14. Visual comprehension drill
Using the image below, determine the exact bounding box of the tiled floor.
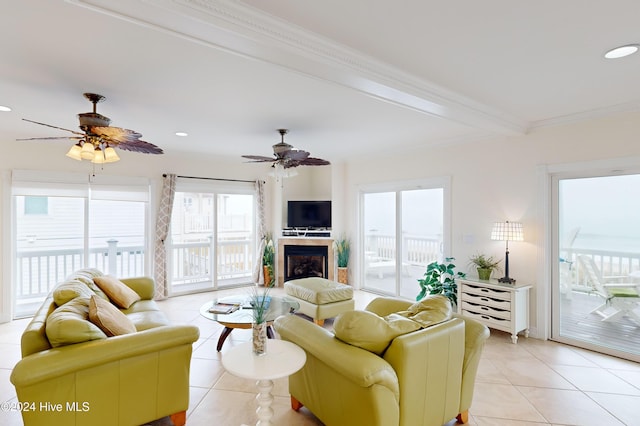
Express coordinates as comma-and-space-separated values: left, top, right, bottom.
2, 287, 640, 425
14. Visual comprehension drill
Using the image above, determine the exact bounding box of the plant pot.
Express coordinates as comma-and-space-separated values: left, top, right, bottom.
337, 267, 348, 284
477, 268, 492, 280
263, 265, 272, 287
252, 322, 268, 355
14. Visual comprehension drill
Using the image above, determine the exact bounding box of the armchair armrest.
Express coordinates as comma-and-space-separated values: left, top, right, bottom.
364, 297, 413, 317
274, 315, 399, 397
120, 276, 155, 299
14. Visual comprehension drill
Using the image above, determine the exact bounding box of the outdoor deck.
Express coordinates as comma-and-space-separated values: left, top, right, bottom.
559, 290, 640, 356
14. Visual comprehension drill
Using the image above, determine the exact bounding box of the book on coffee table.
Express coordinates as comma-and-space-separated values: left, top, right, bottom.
208, 302, 240, 314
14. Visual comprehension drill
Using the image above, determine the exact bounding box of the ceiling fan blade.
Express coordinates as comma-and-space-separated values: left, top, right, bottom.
22, 118, 84, 135
284, 149, 310, 161
114, 139, 164, 154
299, 157, 331, 166
90, 126, 143, 142
17, 136, 83, 141
241, 155, 276, 161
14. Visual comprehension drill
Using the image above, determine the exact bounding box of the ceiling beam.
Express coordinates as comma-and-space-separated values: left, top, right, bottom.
69, 0, 528, 135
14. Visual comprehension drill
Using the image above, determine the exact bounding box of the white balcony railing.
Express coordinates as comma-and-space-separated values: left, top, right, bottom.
15, 240, 145, 301
365, 234, 442, 267
170, 239, 254, 287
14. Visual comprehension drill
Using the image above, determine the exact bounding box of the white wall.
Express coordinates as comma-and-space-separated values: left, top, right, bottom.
344, 111, 640, 338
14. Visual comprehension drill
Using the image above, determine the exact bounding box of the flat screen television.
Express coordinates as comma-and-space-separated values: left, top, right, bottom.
287, 200, 332, 228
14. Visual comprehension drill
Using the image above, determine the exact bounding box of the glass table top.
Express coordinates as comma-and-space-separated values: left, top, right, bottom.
199, 294, 300, 325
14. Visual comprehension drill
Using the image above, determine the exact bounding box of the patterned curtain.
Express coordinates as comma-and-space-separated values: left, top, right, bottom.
154, 173, 176, 300
252, 179, 267, 285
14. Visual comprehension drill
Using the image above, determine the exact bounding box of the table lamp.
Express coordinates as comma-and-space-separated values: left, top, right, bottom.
490, 221, 524, 284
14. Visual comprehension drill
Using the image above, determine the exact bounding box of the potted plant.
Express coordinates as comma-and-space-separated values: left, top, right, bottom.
262, 234, 275, 287
468, 254, 501, 281
333, 236, 350, 284
416, 257, 466, 306
249, 285, 272, 355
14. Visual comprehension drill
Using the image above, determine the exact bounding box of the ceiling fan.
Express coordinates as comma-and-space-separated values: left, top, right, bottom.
242, 129, 330, 169
18, 92, 163, 163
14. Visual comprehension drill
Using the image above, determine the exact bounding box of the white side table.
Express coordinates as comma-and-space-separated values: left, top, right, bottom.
222, 339, 306, 426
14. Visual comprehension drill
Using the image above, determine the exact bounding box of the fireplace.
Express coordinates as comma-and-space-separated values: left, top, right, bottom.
284, 245, 328, 281
277, 238, 334, 286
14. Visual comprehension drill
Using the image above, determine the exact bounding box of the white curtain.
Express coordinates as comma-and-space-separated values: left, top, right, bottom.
252, 179, 267, 285
154, 174, 176, 300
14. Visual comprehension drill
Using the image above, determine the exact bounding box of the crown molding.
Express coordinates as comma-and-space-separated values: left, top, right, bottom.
529, 100, 640, 131
69, 0, 528, 135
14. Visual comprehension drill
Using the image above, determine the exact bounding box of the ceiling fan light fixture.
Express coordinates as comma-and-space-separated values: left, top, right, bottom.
91, 146, 106, 164
0, 105, 11, 112
80, 142, 95, 160
66, 143, 83, 161
604, 44, 639, 59
104, 146, 120, 163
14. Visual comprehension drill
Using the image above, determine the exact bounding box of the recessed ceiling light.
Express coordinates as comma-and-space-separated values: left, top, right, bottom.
0, 105, 12, 112
604, 44, 639, 59
175, 132, 188, 137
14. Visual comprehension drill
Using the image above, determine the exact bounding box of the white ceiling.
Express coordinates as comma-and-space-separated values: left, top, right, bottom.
2, 0, 639, 164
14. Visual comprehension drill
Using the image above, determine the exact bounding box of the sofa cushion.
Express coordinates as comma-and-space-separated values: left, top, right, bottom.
45, 297, 107, 347
334, 310, 421, 355
395, 295, 452, 327
94, 275, 141, 309
53, 280, 96, 306
66, 268, 110, 300
88, 295, 137, 336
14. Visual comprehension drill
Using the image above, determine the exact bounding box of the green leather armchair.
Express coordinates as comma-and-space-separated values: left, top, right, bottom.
274, 296, 489, 426
10, 270, 200, 426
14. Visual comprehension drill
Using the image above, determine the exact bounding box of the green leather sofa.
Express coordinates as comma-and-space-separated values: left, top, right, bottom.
274, 296, 489, 426
10, 268, 200, 426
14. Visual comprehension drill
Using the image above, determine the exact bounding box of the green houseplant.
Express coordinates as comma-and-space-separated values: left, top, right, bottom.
468, 254, 501, 280
262, 234, 275, 287
333, 236, 350, 284
416, 257, 466, 306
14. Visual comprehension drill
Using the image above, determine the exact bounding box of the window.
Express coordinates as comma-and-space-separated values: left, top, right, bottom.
168, 179, 256, 294
24, 196, 48, 215
11, 171, 150, 318
360, 178, 449, 299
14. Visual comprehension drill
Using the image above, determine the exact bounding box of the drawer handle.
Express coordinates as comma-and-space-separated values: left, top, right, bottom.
480, 307, 489, 311
481, 297, 489, 302
480, 289, 490, 293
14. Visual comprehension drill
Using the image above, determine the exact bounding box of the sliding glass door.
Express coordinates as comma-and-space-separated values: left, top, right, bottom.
168, 180, 256, 294
361, 179, 448, 299
12, 171, 150, 318
552, 172, 640, 361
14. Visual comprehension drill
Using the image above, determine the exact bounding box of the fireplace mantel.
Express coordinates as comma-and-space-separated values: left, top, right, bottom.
277, 237, 334, 286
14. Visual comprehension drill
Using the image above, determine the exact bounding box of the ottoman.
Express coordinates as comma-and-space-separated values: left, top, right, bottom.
285, 277, 354, 326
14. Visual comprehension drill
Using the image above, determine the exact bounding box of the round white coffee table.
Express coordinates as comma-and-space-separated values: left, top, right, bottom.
222, 339, 306, 426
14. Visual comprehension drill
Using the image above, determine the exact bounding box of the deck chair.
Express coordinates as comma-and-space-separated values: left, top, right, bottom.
577, 255, 640, 323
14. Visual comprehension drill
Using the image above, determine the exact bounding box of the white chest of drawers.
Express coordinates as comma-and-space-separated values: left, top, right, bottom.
458, 278, 531, 344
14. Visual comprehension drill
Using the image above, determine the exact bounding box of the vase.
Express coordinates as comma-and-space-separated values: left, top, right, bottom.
477, 268, 492, 280
263, 265, 272, 287
252, 322, 268, 355
337, 267, 348, 284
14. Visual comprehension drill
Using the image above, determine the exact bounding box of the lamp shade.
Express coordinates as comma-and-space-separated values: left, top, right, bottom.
80, 142, 95, 160
104, 146, 120, 163
491, 221, 524, 242
91, 147, 105, 164
65, 143, 83, 161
